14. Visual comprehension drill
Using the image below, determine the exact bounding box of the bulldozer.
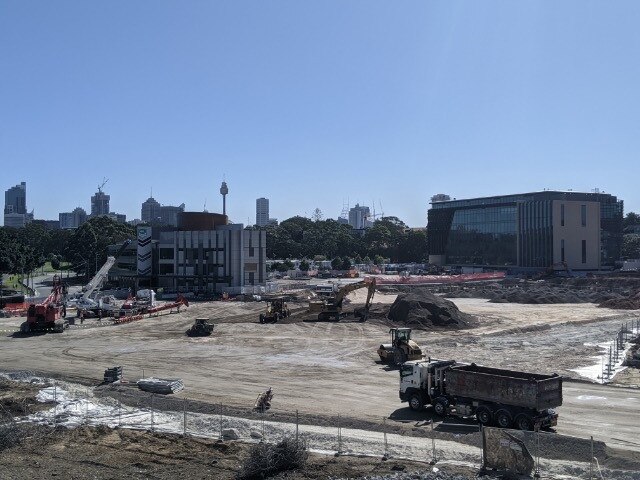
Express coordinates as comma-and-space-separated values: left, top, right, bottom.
259, 297, 290, 323
377, 328, 423, 366
309, 277, 376, 321
186, 318, 215, 337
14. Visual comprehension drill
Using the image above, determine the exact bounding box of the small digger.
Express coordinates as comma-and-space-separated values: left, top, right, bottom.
259, 298, 290, 323
254, 387, 274, 411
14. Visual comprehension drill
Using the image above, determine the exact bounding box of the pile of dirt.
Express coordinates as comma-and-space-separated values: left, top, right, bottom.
388, 288, 473, 329
598, 290, 640, 310
444, 285, 628, 305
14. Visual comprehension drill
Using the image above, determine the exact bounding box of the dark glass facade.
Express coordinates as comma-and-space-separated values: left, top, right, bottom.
447, 206, 517, 265
427, 191, 623, 268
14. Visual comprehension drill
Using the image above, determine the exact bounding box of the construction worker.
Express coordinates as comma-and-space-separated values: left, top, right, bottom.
79, 310, 84, 324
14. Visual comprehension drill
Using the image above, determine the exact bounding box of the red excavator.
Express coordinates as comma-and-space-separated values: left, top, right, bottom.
20, 275, 68, 334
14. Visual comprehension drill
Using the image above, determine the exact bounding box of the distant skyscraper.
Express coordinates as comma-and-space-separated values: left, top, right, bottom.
256, 198, 269, 227
91, 189, 110, 216
59, 207, 87, 229
4, 181, 28, 227
159, 203, 185, 227
141, 197, 162, 223
348, 204, 371, 230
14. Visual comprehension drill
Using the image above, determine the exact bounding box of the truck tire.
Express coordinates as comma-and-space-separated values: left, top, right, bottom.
476, 407, 492, 426
495, 409, 512, 429
433, 397, 448, 417
515, 414, 533, 431
259, 314, 265, 324
409, 394, 424, 411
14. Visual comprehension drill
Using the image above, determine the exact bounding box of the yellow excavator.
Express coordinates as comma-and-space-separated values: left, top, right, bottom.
309, 277, 376, 321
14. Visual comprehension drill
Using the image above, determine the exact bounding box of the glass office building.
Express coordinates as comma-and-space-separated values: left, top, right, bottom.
427, 191, 623, 268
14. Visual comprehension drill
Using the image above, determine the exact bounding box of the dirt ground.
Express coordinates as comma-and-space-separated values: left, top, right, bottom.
1, 425, 476, 480
1, 289, 640, 456
0, 381, 475, 480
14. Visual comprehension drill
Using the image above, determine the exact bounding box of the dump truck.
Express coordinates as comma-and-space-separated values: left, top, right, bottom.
377, 328, 424, 365
399, 360, 562, 430
186, 318, 215, 336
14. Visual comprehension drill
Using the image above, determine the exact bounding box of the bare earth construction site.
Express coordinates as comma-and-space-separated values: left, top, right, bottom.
2, 279, 640, 478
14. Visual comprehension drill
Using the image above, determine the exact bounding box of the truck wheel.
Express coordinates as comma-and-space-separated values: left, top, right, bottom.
495, 410, 512, 429
409, 394, 424, 411
259, 314, 265, 324
476, 407, 492, 426
515, 414, 533, 431
433, 398, 448, 417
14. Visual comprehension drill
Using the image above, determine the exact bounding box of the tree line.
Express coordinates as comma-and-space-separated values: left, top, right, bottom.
0, 217, 135, 281
263, 215, 428, 264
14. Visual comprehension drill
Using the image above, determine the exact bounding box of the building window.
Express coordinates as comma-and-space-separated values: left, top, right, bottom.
561, 239, 565, 263
581, 205, 586, 227
159, 248, 174, 260
560, 204, 565, 226
159, 264, 174, 275
581, 240, 587, 264
249, 247, 255, 257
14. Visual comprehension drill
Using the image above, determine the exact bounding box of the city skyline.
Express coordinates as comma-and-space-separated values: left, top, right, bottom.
2, 2, 640, 227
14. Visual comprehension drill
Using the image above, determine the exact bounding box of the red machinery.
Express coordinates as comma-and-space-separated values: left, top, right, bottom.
20, 276, 68, 334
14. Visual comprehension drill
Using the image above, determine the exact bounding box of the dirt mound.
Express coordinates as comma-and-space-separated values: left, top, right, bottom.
599, 290, 640, 310
388, 289, 473, 329
443, 283, 629, 305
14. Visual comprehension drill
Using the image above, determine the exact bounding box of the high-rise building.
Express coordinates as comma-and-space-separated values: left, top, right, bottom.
91, 189, 110, 217
4, 182, 28, 227
256, 198, 269, 227
348, 204, 371, 230
159, 204, 185, 227
59, 207, 88, 229
141, 197, 162, 223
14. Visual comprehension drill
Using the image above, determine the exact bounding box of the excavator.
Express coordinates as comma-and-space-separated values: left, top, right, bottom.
20, 275, 68, 334
309, 277, 376, 321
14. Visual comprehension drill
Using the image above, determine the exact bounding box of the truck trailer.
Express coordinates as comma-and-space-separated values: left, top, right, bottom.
399, 360, 562, 430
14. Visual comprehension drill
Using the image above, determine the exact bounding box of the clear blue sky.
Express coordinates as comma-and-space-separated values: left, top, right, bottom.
2, 1, 639, 227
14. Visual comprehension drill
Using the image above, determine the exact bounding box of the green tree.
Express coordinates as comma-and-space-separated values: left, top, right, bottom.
624, 212, 640, 229
331, 256, 342, 270
65, 216, 135, 278
341, 257, 352, 270
622, 234, 640, 259
299, 259, 310, 271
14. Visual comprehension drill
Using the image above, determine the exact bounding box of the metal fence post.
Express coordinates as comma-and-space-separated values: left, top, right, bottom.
219, 402, 223, 441
589, 435, 594, 480
337, 415, 342, 455
383, 417, 388, 459
295, 410, 299, 447
183, 399, 187, 437
430, 419, 437, 465
150, 395, 154, 432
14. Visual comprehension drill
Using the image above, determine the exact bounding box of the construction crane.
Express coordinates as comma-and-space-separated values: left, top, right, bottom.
98, 177, 108, 193
74, 239, 131, 315
20, 276, 68, 334
309, 277, 376, 321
